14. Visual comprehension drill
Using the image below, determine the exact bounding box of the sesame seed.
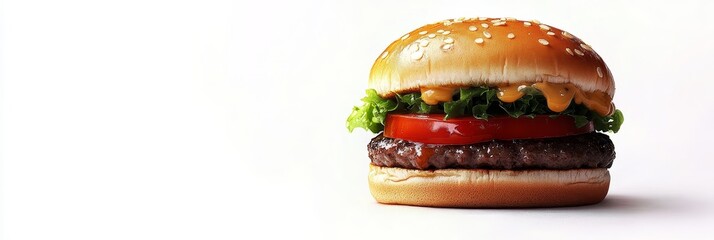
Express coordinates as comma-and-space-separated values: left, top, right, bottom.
539, 24, 550, 31
406, 43, 420, 52
493, 21, 506, 26
506, 17, 517, 21
474, 38, 484, 44
481, 23, 489, 28
468, 26, 478, 31
531, 19, 541, 24
483, 31, 491, 39
538, 39, 549, 45
441, 43, 453, 51
561, 31, 573, 38
478, 17, 487, 21
411, 50, 424, 60
401, 34, 409, 40
444, 37, 454, 43
565, 48, 574, 56
507, 33, 515, 39
419, 31, 428, 35
574, 48, 584, 56
428, 33, 436, 38
418, 39, 430, 47
437, 29, 445, 33
381, 51, 388, 59
443, 21, 452, 26
580, 43, 593, 51
491, 19, 501, 23
500, 17, 506, 21
547, 31, 555, 36
523, 21, 532, 26
442, 30, 451, 35
597, 67, 603, 77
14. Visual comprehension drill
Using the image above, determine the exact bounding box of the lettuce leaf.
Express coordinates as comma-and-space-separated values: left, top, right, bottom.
347, 87, 624, 133
346, 89, 397, 133
592, 109, 624, 133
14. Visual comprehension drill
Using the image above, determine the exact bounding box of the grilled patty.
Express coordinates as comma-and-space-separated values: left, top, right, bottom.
368, 133, 615, 170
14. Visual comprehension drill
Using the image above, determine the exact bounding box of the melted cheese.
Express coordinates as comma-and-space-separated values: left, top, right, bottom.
420, 86, 456, 105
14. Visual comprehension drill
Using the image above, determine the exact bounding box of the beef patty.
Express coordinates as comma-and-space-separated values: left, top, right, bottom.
368, 132, 615, 170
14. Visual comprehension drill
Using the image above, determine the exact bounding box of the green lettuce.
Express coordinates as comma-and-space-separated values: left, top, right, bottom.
346, 89, 398, 133
347, 87, 624, 133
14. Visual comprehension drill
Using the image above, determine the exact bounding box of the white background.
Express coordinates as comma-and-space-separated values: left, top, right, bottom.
2, 0, 714, 239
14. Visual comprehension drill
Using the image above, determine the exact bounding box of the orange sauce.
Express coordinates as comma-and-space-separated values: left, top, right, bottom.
532, 82, 577, 112
573, 90, 614, 117
496, 84, 526, 103
420, 83, 613, 116
498, 82, 612, 116
420, 86, 455, 105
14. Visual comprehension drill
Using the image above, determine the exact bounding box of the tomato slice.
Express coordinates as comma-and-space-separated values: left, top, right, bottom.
383, 114, 594, 145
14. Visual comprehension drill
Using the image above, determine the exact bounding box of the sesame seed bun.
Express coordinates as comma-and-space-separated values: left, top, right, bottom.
369, 17, 615, 98
368, 164, 610, 208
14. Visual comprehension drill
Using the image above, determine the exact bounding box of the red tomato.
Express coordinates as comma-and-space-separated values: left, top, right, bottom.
383, 114, 594, 145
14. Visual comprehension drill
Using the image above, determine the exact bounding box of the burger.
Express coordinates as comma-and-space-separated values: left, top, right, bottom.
346, 17, 624, 208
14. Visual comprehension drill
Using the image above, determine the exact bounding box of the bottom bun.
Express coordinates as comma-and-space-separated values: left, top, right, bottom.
368, 164, 610, 208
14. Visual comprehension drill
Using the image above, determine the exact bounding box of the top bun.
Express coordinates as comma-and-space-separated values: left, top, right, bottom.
369, 17, 615, 98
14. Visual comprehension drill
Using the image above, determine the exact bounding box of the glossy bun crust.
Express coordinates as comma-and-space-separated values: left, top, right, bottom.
368, 164, 610, 208
369, 17, 615, 98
